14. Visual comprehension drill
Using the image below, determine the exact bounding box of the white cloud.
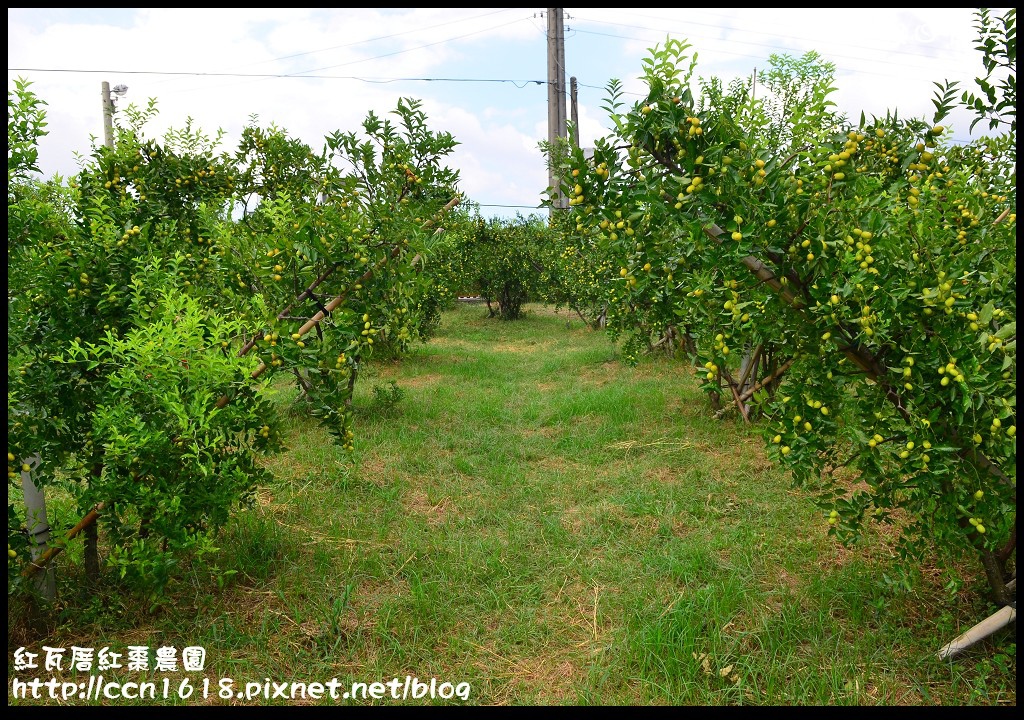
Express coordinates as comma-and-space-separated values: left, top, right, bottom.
9, 8, 1012, 219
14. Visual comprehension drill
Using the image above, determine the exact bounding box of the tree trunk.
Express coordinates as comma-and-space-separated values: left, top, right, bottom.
344, 362, 359, 412
979, 548, 1012, 606
85, 463, 103, 582
84, 523, 100, 582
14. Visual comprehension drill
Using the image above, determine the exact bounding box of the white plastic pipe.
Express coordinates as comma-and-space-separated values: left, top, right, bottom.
937, 604, 1016, 660
20, 455, 56, 601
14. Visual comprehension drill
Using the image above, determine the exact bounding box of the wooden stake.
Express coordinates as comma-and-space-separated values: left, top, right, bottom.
22, 503, 105, 579
215, 195, 461, 409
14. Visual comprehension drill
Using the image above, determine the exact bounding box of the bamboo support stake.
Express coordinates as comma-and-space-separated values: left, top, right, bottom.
719, 367, 751, 423
678, 173, 1008, 483
238, 261, 345, 356
22, 503, 106, 579
703, 225, 802, 307
24, 197, 462, 576
739, 357, 795, 403
735, 343, 762, 395
216, 195, 461, 409
730, 383, 751, 424
702, 216, 1014, 590
703, 224, 892, 386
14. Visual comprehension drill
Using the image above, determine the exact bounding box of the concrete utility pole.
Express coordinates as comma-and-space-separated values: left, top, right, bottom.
570, 76, 579, 149
547, 7, 567, 213
92, 80, 123, 579
102, 82, 128, 149
102, 81, 115, 149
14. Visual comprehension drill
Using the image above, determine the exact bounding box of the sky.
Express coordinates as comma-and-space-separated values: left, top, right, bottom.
7, 7, 1009, 221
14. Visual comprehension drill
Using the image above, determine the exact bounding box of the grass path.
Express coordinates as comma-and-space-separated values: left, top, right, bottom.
12, 303, 1015, 705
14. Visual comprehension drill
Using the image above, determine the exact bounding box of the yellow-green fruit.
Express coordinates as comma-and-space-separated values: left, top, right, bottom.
974, 490, 984, 500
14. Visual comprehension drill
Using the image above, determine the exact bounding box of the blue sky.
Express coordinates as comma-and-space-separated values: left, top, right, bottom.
8, 8, 1007, 220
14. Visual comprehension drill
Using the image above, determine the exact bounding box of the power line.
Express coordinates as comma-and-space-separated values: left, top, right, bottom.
8, 67, 546, 88
9, 62, 984, 113
572, 11, 978, 65
142, 9, 526, 94
239, 8, 521, 69
163, 15, 533, 96
475, 203, 544, 210
288, 16, 531, 76
565, 27, 981, 82
6, 64, 635, 99
11, 14, 537, 98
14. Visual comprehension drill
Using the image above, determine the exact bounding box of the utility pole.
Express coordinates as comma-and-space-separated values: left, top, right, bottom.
90, 78, 124, 581
570, 76, 579, 149
102, 82, 128, 149
546, 7, 567, 214
102, 81, 115, 149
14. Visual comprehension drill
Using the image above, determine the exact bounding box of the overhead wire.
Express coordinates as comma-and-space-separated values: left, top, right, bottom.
143, 8, 525, 94
571, 11, 979, 66
9, 9, 999, 205
566, 26, 982, 82
288, 16, 530, 76
238, 8, 520, 68
8, 67, 546, 88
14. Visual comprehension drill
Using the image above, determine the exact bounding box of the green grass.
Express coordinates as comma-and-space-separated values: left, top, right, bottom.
8, 303, 1016, 705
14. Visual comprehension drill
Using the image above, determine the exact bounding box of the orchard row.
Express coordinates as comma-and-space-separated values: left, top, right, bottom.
538, 29, 1015, 602
7, 85, 515, 591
